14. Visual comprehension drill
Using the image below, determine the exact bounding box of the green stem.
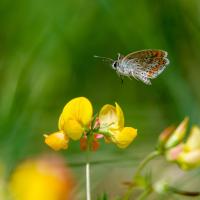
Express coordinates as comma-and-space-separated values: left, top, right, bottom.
122, 151, 161, 200
133, 151, 161, 179
137, 187, 153, 200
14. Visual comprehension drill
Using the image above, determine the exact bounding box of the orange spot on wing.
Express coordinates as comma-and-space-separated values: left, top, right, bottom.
152, 51, 166, 58
147, 62, 163, 77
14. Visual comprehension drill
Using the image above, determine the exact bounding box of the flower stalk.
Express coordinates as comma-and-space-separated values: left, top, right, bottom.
137, 187, 153, 200
86, 134, 92, 200
86, 161, 91, 200
133, 151, 161, 179
122, 151, 161, 200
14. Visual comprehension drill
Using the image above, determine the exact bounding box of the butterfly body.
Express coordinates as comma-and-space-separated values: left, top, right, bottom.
111, 49, 170, 85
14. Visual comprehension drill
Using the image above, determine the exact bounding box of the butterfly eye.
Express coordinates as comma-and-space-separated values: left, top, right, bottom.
112, 61, 117, 69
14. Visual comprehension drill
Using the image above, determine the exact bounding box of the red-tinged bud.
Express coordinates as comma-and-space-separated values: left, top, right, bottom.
165, 117, 189, 149
158, 125, 175, 149
80, 137, 88, 151
92, 140, 100, 151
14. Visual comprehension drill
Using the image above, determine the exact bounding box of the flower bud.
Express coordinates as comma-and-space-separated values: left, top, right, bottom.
165, 117, 189, 149
158, 125, 175, 149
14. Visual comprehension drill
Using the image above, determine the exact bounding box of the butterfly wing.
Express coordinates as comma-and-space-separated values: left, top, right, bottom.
121, 50, 169, 85
123, 49, 168, 61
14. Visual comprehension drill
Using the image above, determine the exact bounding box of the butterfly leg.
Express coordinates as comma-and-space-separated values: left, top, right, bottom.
117, 53, 121, 60
127, 71, 133, 80
117, 53, 124, 60
115, 71, 124, 83
120, 75, 124, 84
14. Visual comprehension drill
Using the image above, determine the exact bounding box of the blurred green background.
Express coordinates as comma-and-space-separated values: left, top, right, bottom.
1, 0, 200, 199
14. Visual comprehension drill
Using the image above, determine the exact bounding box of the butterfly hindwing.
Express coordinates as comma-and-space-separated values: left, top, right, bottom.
142, 56, 169, 79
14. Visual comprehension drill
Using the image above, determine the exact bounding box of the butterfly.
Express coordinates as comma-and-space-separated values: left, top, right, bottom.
95, 49, 170, 85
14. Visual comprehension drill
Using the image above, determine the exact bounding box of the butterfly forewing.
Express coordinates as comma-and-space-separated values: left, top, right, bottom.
123, 49, 167, 61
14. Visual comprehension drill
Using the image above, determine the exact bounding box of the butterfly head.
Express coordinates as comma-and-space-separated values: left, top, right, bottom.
112, 60, 119, 70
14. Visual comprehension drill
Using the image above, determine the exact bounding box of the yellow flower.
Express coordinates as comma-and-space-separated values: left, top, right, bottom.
99, 102, 137, 148
44, 98, 138, 151
44, 97, 93, 150
9, 155, 75, 200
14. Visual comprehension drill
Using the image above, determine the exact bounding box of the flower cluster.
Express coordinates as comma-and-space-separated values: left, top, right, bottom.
44, 97, 137, 151
158, 117, 200, 170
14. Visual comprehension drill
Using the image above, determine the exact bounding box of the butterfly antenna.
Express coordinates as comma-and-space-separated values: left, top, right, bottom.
94, 55, 114, 63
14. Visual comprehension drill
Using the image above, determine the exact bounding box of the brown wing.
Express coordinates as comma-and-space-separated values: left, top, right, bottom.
122, 49, 168, 61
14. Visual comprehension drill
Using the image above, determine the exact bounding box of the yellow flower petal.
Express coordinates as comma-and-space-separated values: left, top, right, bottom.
114, 127, 137, 148
58, 113, 65, 130
99, 104, 117, 129
99, 103, 124, 132
64, 119, 84, 140
185, 126, 200, 151
44, 131, 69, 151
115, 102, 124, 129
62, 97, 93, 126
